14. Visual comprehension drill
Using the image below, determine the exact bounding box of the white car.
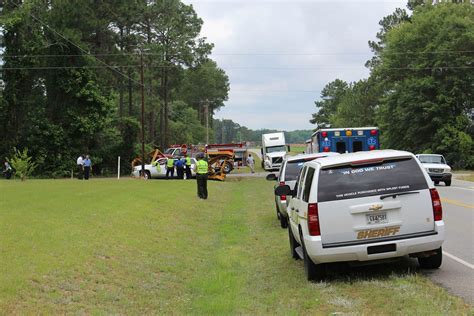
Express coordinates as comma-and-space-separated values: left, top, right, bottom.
132, 157, 197, 179
266, 152, 339, 228
416, 154, 452, 186
276, 150, 445, 280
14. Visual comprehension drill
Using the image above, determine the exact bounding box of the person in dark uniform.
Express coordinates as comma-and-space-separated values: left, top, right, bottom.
83, 155, 92, 180
195, 153, 209, 199
184, 154, 192, 179
175, 157, 185, 179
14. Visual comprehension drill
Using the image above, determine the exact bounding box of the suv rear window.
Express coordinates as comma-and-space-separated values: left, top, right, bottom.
284, 160, 306, 181
318, 158, 428, 202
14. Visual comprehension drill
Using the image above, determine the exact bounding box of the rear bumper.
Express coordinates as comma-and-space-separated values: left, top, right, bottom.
428, 173, 452, 182
304, 221, 445, 264
277, 199, 288, 217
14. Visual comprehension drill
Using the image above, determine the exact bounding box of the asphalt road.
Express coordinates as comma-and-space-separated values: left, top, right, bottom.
425, 178, 474, 304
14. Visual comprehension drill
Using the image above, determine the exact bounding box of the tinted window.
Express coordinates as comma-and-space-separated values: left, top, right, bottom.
302, 168, 315, 202
318, 158, 428, 202
353, 141, 363, 152
284, 160, 306, 181
336, 142, 346, 154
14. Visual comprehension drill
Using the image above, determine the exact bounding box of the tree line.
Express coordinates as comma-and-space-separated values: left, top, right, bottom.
310, 2, 473, 168
0, 0, 229, 176
213, 118, 312, 145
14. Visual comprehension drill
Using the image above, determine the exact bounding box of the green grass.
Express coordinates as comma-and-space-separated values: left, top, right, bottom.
0, 178, 471, 314
458, 175, 474, 182
288, 145, 306, 156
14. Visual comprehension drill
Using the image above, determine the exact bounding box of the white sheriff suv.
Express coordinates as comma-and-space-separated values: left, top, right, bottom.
275, 150, 445, 280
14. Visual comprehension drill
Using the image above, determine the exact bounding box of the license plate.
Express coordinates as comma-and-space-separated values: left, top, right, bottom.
366, 212, 388, 225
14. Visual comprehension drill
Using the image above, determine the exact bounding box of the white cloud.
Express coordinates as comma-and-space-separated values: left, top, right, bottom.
185, 0, 407, 130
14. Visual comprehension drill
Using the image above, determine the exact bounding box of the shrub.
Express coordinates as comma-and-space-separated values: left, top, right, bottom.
9, 148, 37, 181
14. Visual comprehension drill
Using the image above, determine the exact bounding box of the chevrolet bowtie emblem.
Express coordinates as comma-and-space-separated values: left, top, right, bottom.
369, 204, 383, 211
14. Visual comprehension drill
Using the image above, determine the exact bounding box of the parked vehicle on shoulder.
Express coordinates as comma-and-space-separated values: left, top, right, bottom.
266, 152, 339, 228
416, 154, 452, 186
275, 150, 445, 280
132, 157, 197, 179
307, 127, 380, 154
261, 132, 288, 171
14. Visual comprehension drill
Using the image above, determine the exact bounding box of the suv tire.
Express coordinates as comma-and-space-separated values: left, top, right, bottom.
434, 180, 439, 185
280, 213, 288, 228
444, 180, 451, 186
301, 232, 325, 281
418, 247, 442, 269
288, 226, 300, 260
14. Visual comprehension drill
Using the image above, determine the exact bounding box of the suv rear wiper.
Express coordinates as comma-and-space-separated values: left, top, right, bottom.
380, 191, 420, 200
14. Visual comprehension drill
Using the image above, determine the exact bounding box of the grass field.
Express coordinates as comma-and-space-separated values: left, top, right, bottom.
0, 178, 471, 314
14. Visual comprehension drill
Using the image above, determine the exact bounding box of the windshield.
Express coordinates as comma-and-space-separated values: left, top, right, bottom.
164, 148, 174, 154
266, 145, 286, 153
418, 155, 445, 164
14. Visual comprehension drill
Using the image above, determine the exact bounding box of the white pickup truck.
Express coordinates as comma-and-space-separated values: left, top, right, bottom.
276, 150, 445, 280
131, 157, 197, 179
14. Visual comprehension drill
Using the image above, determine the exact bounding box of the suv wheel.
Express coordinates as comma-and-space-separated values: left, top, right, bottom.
418, 247, 442, 269
444, 180, 451, 186
300, 232, 325, 281
434, 180, 439, 185
288, 226, 300, 260
280, 213, 288, 229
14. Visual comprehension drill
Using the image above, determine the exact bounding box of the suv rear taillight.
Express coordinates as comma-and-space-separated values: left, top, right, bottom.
279, 181, 286, 201
308, 203, 320, 236
430, 188, 442, 221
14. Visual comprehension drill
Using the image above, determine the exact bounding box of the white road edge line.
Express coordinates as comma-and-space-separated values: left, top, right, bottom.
443, 251, 474, 270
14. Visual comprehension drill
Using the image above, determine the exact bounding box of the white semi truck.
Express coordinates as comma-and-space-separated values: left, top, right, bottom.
261, 132, 288, 171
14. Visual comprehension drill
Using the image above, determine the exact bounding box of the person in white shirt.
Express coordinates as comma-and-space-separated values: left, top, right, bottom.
76, 155, 84, 180
246, 154, 255, 174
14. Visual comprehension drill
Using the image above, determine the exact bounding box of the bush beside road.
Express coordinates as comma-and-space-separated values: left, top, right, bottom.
0, 179, 471, 314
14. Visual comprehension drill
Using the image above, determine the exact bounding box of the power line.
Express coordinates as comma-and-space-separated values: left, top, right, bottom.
1, 50, 473, 59
0, 65, 472, 70
8, 1, 142, 86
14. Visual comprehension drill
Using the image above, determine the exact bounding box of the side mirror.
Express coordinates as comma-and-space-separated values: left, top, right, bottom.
266, 173, 277, 181
275, 185, 291, 196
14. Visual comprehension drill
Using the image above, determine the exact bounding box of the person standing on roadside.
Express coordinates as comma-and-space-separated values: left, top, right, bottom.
83, 155, 92, 180
76, 155, 84, 180
246, 153, 255, 174
195, 153, 209, 199
166, 157, 175, 179
175, 157, 185, 179
3, 161, 13, 179
184, 154, 192, 179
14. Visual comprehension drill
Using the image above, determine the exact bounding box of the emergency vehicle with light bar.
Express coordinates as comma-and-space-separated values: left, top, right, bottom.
306, 127, 380, 154
275, 150, 445, 280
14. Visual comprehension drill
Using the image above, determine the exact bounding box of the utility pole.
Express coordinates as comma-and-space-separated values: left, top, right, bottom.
140, 51, 146, 177
205, 100, 209, 144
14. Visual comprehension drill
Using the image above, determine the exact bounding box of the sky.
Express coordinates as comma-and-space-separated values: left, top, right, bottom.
183, 0, 408, 131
